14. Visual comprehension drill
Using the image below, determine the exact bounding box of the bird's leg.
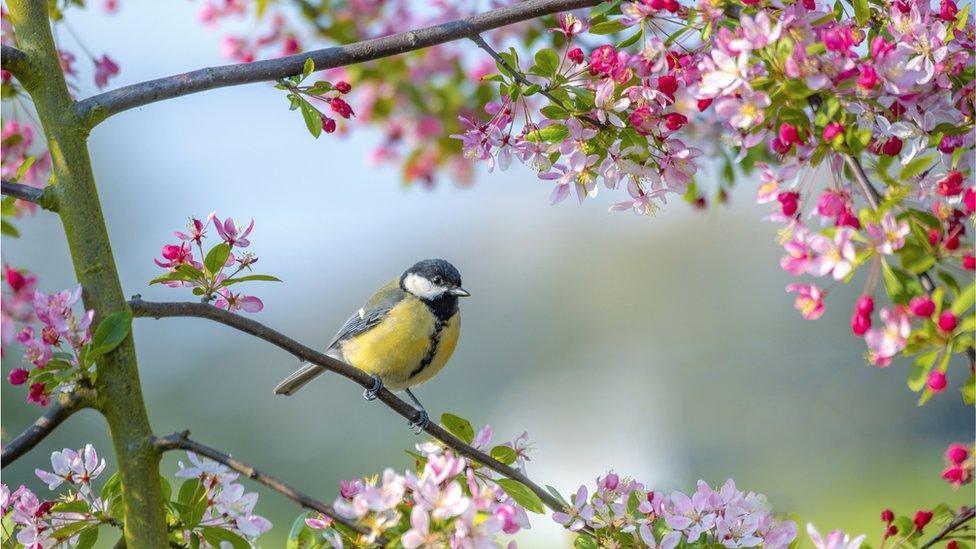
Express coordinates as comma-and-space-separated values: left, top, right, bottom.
362, 375, 383, 401
404, 388, 429, 434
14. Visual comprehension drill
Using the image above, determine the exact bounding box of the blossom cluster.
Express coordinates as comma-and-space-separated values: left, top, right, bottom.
552, 475, 797, 548
1, 445, 271, 548
941, 443, 973, 489
290, 419, 534, 548
276, 58, 355, 137
150, 213, 280, 312
2, 445, 109, 547
172, 452, 272, 544
1, 265, 117, 407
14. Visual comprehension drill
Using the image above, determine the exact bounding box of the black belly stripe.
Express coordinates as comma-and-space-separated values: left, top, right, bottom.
409, 316, 447, 379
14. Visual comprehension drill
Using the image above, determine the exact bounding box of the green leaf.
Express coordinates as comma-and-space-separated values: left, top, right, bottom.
1, 219, 20, 237
219, 274, 283, 287
533, 48, 560, 77
76, 526, 99, 549
950, 283, 975, 315
302, 57, 315, 79
496, 478, 546, 514
440, 413, 474, 444
575, 535, 599, 549
524, 123, 569, 143
286, 513, 319, 549
882, 261, 924, 305
204, 243, 232, 275
590, 20, 627, 34
853, 0, 870, 26
546, 485, 571, 508
540, 105, 569, 120
899, 154, 935, 181
200, 526, 250, 549
89, 310, 132, 358
907, 349, 938, 392
50, 521, 96, 543
899, 244, 936, 275
300, 101, 323, 139
51, 500, 90, 514
490, 445, 518, 465
616, 27, 643, 48
177, 479, 208, 528
962, 373, 974, 405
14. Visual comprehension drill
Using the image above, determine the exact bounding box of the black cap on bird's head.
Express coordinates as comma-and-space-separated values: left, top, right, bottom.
400, 259, 470, 301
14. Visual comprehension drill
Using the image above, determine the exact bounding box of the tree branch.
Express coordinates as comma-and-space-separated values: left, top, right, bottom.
919, 507, 974, 549
153, 431, 378, 542
1, 45, 31, 78
1, 389, 93, 467
128, 299, 567, 514
74, 0, 599, 129
1, 180, 59, 211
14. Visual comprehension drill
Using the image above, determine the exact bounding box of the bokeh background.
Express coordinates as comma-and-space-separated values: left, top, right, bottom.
2, 3, 973, 547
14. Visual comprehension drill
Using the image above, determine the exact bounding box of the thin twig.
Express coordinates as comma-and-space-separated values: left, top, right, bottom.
74, 0, 600, 129
1, 45, 30, 78
1, 180, 58, 211
1, 389, 93, 466
128, 299, 567, 514
919, 507, 974, 549
153, 431, 378, 543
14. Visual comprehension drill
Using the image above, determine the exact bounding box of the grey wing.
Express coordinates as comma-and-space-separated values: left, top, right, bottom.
325, 281, 405, 351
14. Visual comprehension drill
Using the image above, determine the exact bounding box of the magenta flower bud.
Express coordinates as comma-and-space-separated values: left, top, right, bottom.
335, 81, 352, 94
851, 313, 871, 336
927, 371, 947, 392
937, 171, 964, 197
946, 443, 969, 465
321, 116, 337, 134
7, 368, 28, 386
817, 190, 846, 217
964, 255, 975, 270
604, 472, 619, 491
628, 106, 656, 135
881, 509, 895, 523
822, 121, 844, 141
938, 134, 963, 154
914, 510, 935, 531
778, 123, 802, 145
589, 45, 618, 76
942, 465, 967, 485
940, 0, 958, 21
856, 65, 878, 89
966, 188, 976, 215
663, 112, 688, 131
856, 295, 875, 314
938, 311, 957, 332
777, 192, 799, 216
909, 296, 935, 318
567, 47, 584, 64
835, 209, 861, 229
880, 137, 903, 156
657, 74, 679, 97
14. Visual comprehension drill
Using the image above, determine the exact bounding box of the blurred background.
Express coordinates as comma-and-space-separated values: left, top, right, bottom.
1, 2, 973, 547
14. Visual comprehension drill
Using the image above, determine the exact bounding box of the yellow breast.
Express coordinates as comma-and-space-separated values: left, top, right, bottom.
338, 298, 460, 391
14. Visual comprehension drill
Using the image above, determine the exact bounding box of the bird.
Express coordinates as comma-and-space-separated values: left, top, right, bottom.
273, 259, 469, 431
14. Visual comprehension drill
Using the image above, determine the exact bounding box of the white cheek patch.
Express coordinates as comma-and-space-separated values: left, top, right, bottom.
403, 273, 447, 299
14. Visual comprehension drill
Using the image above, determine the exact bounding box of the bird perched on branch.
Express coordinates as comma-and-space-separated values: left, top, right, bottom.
273, 259, 469, 431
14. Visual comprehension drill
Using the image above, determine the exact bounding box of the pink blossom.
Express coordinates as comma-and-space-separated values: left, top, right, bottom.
93, 54, 119, 89
212, 215, 254, 248
786, 283, 826, 320
864, 307, 911, 367
808, 228, 856, 280
214, 288, 263, 313
866, 213, 909, 254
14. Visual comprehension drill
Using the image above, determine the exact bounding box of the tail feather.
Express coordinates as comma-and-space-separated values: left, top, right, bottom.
274, 362, 327, 395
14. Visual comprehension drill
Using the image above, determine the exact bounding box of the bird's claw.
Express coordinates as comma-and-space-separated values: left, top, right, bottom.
409, 409, 429, 434
362, 375, 383, 401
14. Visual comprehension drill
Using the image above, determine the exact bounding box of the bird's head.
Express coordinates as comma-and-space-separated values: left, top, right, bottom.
400, 259, 469, 301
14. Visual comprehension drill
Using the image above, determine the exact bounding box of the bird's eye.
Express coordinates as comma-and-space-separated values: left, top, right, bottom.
432, 276, 444, 285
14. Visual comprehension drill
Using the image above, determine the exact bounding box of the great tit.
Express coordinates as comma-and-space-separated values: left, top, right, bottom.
273, 259, 469, 431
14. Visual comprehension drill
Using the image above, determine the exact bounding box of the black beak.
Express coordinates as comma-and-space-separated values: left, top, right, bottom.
448, 287, 471, 297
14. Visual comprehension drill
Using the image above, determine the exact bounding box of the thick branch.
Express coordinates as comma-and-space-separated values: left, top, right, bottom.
74, 0, 599, 129
1, 389, 93, 467
154, 431, 376, 541
919, 507, 974, 549
129, 299, 567, 514
1, 180, 59, 211
1, 45, 30, 78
